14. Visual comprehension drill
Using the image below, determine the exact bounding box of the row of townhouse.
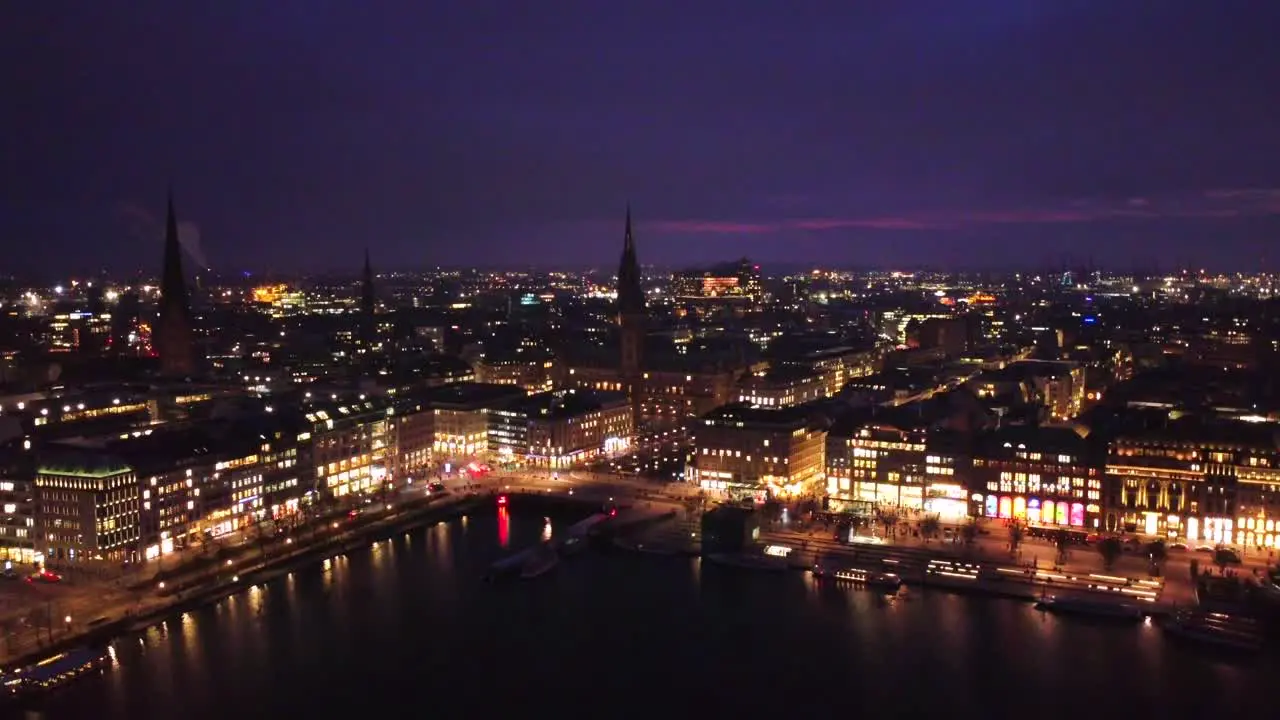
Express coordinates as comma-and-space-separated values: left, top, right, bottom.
691, 400, 1280, 552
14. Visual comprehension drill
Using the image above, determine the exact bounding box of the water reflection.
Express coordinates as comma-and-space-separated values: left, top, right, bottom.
43, 508, 1276, 720
541, 516, 553, 542
433, 519, 452, 561
497, 507, 510, 548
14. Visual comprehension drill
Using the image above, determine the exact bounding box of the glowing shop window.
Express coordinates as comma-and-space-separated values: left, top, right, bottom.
1026, 498, 1041, 524
998, 496, 1012, 519
1070, 503, 1084, 527
1042, 500, 1056, 526
1143, 512, 1158, 536
1012, 496, 1027, 520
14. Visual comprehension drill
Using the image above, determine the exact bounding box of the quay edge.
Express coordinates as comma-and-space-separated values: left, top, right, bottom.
1, 493, 487, 673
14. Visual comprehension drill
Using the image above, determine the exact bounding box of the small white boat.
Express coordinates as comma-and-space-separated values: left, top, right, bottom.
1035, 595, 1145, 621
813, 564, 901, 591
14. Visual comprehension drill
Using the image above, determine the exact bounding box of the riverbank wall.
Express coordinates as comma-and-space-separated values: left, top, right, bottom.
2, 493, 487, 671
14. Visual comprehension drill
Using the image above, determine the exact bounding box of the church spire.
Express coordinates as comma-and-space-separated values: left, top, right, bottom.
156, 189, 196, 376
161, 189, 189, 314
617, 204, 645, 317
358, 248, 376, 348
624, 204, 634, 252
616, 204, 646, 428
361, 247, 374, 313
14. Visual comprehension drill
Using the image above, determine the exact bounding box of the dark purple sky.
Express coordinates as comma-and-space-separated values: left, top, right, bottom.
4, 1, 1280, 276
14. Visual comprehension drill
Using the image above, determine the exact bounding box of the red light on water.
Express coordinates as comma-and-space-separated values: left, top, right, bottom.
609, 508, 617, 517
497, 506, 510, 548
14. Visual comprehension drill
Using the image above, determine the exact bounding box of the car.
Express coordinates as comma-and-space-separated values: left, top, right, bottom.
27, 569, 61, 584
1169, 542, 1189, 551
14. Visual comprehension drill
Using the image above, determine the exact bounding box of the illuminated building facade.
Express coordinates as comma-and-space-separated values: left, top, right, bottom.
970, 360, 1086, 422
691, 404, 826, 499
35, 457, 138, 562
420, 382, 527, 464
824, 417, 966, 515
737, 367, 826, 408
1105, 420, 1280, 548
389, 400, 434, 481
309, 399, 393, 499
0, 392, 153, 437
520, 390, 631, 468
42, 309, 112, 354
969, 426, 1103, 530
0, 459, 36, 563
670, 258, 763, 303
564, 364, 744, 429
250, 284, 306, 317
781, 345, 884, 397
475, 356, 556, 394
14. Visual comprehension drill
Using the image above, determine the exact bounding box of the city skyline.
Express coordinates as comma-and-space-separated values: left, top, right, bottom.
3, 2, 1280, 274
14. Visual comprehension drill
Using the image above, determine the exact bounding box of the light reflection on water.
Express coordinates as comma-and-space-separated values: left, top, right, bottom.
432, 519, 452, 562
496, 507, 510, 547
43, 510, 1274, 719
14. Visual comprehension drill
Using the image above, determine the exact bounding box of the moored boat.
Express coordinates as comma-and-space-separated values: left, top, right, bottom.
1035, 595, 1145, 621
1161, 611, 1262, 652
921, 559, 983, 589
2, 646, 110, 698
813, 563, 901, 590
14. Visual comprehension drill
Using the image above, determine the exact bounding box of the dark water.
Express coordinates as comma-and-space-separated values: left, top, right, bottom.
38, 507, 1271, 719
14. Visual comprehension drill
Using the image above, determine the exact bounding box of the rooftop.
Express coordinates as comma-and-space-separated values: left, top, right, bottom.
511, 389, 628, 419
421, 382, 527, 410
38, 452, 132, 479
700, 402, 818, 428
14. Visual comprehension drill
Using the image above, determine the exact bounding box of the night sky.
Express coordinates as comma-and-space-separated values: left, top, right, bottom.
4, 1, 1280, 276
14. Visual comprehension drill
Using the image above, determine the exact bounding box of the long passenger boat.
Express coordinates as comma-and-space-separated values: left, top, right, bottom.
2, 646, 111, 698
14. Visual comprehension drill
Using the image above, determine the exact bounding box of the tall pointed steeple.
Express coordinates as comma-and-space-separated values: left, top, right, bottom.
361, 247, 375, 315
357, 248, 376, 348
616, 204, 645, 318
616, 205, 647, 429
161, 191, 190, 314
155, 189, 196, 376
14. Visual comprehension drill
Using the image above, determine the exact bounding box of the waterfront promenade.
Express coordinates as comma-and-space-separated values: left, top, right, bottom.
483, 471, 1216, 607
0, 490, 482, 668
1, 466, 1264, 666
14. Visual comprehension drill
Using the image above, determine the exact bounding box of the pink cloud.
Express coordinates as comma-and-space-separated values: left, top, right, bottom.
791, 216, 946, 230
647, 188, 1280, 236
649, 220, 778, 234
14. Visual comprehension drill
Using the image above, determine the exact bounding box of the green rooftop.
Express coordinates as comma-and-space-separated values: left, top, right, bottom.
38, 462, 132, 479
